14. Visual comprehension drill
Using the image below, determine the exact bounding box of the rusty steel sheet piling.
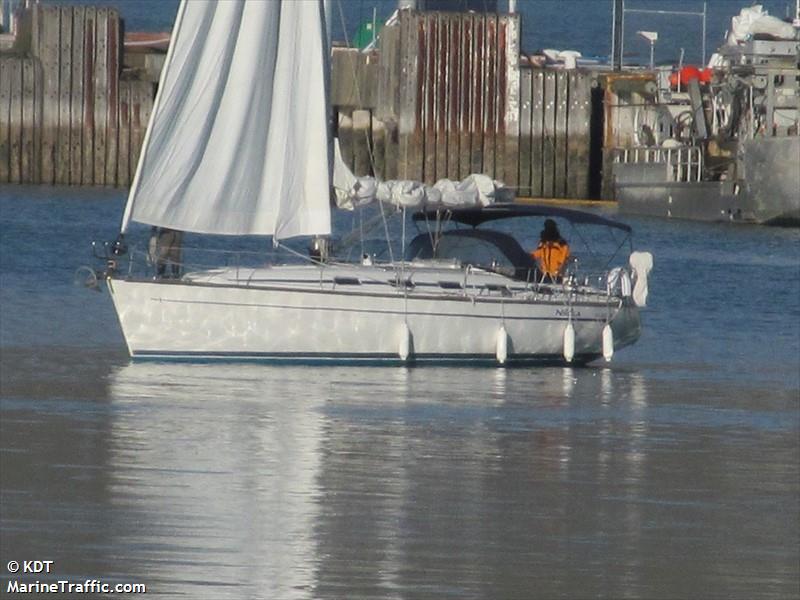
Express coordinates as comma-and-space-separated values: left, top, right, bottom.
335, 10, 524, 188
2, 5, 599, 199
335, 10, 591, 199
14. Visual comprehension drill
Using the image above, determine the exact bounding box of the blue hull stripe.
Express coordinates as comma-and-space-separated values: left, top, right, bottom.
131, 350, 601, 366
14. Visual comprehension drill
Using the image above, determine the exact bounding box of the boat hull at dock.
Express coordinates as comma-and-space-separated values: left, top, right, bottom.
614, 131, 800, 226
737, 136, 800, 226
107, 267, 640, 365
615, 174, 741, 223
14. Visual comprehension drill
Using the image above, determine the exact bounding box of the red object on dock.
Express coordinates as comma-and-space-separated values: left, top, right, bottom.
669, 65, 713, 87
124, 32, 170, 52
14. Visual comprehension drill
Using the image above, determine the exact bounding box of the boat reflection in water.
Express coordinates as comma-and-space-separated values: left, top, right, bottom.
106, 361, 667, 598
107, 362, 326, 597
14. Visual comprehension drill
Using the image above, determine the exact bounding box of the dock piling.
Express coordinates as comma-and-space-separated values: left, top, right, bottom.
1, 5, 600, 199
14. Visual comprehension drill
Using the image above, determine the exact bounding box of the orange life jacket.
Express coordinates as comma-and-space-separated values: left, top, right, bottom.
531, 241, 570, 278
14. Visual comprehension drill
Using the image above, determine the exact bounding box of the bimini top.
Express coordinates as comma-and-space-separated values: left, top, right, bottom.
413, 203, 633, 233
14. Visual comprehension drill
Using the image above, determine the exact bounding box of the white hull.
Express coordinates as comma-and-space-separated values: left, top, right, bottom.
108, 264, 641, 365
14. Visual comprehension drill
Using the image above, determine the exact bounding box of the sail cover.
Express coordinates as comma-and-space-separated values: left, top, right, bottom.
121, 0, 331, 239
333, 139, 513, 210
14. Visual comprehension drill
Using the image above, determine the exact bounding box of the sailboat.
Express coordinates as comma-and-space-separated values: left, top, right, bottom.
98, 0, 652, 365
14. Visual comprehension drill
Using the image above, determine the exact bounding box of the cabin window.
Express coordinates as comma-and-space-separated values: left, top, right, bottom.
436, 236, 514, 268
407, 234, 515, 268
333, 276, 360, 286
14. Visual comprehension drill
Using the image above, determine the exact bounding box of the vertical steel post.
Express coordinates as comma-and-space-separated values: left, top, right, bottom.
702, 2, 707, 65
612, 0, 624, 71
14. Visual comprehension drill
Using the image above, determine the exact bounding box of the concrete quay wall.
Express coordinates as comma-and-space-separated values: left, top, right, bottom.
0, 4, 152, 186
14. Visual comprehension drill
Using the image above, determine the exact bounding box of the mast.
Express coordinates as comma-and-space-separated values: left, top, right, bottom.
313, 0, 334, 260
323, 0, 333, 191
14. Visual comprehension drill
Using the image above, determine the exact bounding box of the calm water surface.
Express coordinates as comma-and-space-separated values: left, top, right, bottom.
3, 3, 800, 598
1, 186, 799, 599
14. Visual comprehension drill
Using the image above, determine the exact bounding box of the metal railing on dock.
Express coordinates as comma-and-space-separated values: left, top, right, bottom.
614, 145, 703, 182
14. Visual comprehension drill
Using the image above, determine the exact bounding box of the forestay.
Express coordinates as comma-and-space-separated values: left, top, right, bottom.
121, 0, 331, 239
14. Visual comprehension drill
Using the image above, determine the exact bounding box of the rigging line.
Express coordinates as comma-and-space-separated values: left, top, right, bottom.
274, 239, 329, 267
335, 0, 379, 174
569, 222, 628, 273
359, 207, 364, 257
379, 201, 396, 263
604, 233, 630, 271
336, 203, 397, 253
273, 239, 396, 288
335, 0, 394, 263
568, 222, 592, 259
401, 207, 407, 263
120, 0, 190, 234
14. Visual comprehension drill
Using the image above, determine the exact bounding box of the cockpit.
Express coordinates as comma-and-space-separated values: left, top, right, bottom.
405, 229, 536, 279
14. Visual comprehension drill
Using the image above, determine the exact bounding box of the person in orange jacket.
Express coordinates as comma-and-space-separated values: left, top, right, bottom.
531, 219, 570, 281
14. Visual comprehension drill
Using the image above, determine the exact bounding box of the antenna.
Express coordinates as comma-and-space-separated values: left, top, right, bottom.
637, 30, 658, 70
623, 2, 707, 65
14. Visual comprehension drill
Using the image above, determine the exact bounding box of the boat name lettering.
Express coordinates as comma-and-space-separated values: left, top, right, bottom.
555, 308, 581, 317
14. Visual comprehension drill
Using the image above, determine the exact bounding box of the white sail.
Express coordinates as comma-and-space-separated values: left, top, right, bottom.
121, 0, 331, 239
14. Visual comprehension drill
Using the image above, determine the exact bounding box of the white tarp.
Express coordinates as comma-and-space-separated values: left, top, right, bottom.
333, 139, 512, 211
629, 251, 653, 308
121, 0, 331, 239
727, 5, 796, 45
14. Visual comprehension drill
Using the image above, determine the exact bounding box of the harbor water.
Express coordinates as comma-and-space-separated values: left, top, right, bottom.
1, 185, 798, 599
1, 1, 799, 597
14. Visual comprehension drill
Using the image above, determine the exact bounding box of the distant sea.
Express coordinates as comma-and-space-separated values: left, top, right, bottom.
56, 0, 798, 66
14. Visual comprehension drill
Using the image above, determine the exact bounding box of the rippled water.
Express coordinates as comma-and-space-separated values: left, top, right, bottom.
1, 186, 799, 599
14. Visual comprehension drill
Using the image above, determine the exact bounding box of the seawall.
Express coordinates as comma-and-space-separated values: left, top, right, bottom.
0, 4, 651, 199
0, 5, 153, 186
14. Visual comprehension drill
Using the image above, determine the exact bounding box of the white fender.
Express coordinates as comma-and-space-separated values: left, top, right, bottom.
563, 322, 575, 363
496, 325, 508, 364
629, 251, 653, 307
602, 323, 614, 362
399, 322, 412, 361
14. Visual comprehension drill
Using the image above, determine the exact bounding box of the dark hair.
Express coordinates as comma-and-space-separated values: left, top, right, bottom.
540, 219, 565, 243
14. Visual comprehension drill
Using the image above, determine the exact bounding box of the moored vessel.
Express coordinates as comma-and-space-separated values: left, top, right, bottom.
613, 5, 799, 225
90, 0, 653, 365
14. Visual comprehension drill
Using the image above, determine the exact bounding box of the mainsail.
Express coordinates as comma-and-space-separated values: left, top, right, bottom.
333, 139, 513, 211
121, 0, 331, 239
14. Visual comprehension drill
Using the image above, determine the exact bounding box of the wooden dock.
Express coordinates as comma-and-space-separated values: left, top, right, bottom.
0, 5, 620, 199
0, 4, 152, 186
